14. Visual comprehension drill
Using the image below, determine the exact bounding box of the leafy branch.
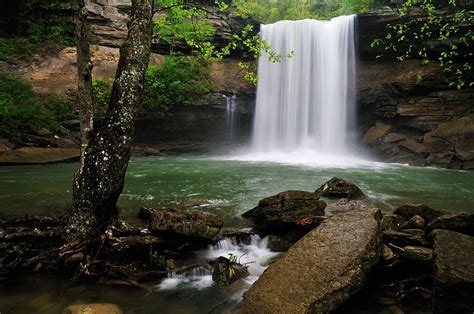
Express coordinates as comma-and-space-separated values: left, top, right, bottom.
371, 0, 473, 89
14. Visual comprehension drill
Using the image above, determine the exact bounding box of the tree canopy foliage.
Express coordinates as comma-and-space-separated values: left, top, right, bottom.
372, 0, 473, 89
231, 0, 387, 23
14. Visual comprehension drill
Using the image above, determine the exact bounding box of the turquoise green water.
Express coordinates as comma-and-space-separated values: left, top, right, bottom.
1, 156, 474, 313
1, 156, 474, 222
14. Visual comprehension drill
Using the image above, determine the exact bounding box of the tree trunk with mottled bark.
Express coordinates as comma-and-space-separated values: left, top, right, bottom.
68, 0, 154, 240
73, 0, 94, 163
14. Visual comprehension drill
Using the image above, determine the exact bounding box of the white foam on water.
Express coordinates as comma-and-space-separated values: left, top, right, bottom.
218, 148, 393, 170
156, 235, 279, 297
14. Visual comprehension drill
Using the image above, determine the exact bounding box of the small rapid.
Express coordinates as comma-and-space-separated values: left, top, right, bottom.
157, 235, 280, 299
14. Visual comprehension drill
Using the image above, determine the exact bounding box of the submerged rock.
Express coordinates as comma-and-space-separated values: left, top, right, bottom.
242, 190, 326, 234
237, 208, 382, 313
149, 208, 223, 241
432, 229, 474, 313
63, 303, 122, 314
0, 147, 80, 165
427, 213, 474, 237
393, 204, 445, 223
315, 177, 365, 199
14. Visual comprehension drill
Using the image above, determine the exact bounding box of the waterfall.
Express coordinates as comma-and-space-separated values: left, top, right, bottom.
251, 15, 357, 155
224, 94, 238, 141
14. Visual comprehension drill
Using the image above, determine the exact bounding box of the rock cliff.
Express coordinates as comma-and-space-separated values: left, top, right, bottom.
357, 9, 474, 169
2, 2, 472, 166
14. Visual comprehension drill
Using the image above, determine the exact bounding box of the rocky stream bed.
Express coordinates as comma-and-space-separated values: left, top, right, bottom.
1, 177, 473, 313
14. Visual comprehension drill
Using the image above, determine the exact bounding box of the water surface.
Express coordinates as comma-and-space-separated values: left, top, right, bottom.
1, 155, 473, 313
1, 156, 473, 220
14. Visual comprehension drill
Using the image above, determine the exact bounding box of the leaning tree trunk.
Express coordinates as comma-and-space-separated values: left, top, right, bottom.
68, 0, 154, 240
73, 0, 94, 164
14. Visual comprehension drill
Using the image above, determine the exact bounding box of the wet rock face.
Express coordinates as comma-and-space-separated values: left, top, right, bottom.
64, 303, 123, 314
383, 229, 429, 247
357, 7, 474, 169
315, 177, 365, 199
357, 58, 474, 169
237, 209, 382, 314
149, 208, 223, 241
211, 256, 249, 286
242, 190, 326, 234
427, 213, 474, 237
432, 229, 474, 313
394, 204, 445, 224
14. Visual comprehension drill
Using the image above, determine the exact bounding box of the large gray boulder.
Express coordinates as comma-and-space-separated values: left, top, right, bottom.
432, 229, 474, 313
427, 213, 474, 237
242, 190, 326, 234
149, 208, 223, 241
236, 208, 382, 314
393, 204, 445, 223
315, 177, 365, 199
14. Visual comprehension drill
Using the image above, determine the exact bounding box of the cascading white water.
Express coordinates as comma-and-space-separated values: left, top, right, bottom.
251, 15, 357, 154
224, 94, 238, 141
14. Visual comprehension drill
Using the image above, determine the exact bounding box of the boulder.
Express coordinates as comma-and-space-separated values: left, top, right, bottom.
326, 198, 367, 214
149, 208, 223, 241
393, 204, 445, 223
427, 213, 474, 237
267, 235, 293, 252
432, 230, 474, 313
400, 215, 425, 230
138, 207, 158, 220
382, 244, 396, 262
237, 209, 382, 314
315, 177, 365, 199
63, 303, 122, 314
211, 256, 249, 286
400, 246, 433, 264
383, 229, 429, 247
380, 214, 404, 231
242, 190, 326, 234
222, 228, 254, 245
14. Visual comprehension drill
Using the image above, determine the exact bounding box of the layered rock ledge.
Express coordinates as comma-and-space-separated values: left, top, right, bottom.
236, 208, 382, 314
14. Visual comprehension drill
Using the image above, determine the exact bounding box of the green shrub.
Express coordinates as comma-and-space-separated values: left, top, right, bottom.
93, 56, 215, 115
0, 38, 37, 65
143, 55, 214, 113
0, 72, 74, 138
92, 78, 113, 114
0, 0, 73, 64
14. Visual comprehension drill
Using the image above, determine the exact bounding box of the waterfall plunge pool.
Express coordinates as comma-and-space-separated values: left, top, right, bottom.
1, 155, 474, 313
